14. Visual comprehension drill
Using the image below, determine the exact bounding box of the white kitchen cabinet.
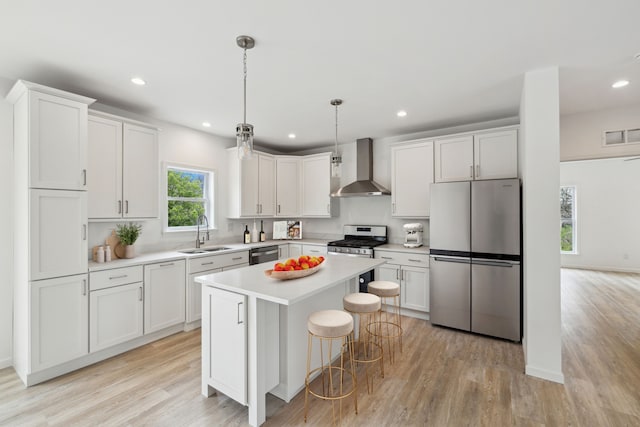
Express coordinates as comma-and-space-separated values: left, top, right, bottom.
374, 251, 429, 315
301, 153, 337, 217
203, 286, 247, 405
278, 244, 289, 259
89, 282, 144, 352
144, 260, 186, 334
29, 189, 88, 281
7, 81, 94, 191
87, 113, 159, 219
30, 274, 89, 372
391, 139, 434, 217
275, 156, 301, 216
186, 251, 249, 324
434, 135, 474, 182
473, 129, 518, 180
302, 244, 327, 256
228, 149, 276, 218
434, 127, 518, 182
288, 243, 302, 258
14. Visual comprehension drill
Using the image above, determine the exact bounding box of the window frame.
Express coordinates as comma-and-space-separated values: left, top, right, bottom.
560, 185, 577, 254
163, 162, 216, 233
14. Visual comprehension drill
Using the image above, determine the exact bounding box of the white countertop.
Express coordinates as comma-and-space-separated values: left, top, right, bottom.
376, 243, 430, 254
195, 256, 386, 306
87, 239, 331, 272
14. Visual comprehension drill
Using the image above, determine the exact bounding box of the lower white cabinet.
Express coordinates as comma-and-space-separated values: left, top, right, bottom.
30, 274, 89, 372
89, 282, 143, 352
144, 260, 186, 334
374, 251, 430, 314
288, 243, 302, 258
302, 244, 327, 256
187, 269, 221, 323
203, 286, 247, 405
278, 244, 289, 259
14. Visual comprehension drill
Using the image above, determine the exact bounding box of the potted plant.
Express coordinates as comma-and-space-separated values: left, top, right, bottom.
115, 223, 142, 259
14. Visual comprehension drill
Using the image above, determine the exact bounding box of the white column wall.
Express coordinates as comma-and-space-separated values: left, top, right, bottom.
0, 77, 14, 368
520, 67, 564, 383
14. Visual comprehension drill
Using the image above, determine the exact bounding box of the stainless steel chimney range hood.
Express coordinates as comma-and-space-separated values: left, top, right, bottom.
331, 138, 391, 197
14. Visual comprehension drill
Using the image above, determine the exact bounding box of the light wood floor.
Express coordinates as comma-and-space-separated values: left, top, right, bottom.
1, 268, 638, 426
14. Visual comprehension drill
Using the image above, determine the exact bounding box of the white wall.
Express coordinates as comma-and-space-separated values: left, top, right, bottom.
0, 77, 14, 368
520, 67, 563, 383
561, 103, 640, 161
560, 157, 640, 272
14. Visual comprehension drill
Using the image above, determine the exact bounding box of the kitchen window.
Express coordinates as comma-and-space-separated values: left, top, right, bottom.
165, 164, 215, 232
560, 186, 577, 254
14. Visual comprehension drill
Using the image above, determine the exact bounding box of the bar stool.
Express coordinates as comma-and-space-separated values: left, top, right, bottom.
343, 292, 384, 394
367, 280, 403, 364
304, 309, 358, 424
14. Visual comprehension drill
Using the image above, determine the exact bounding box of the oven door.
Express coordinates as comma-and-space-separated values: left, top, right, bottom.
328, 251, 374, 292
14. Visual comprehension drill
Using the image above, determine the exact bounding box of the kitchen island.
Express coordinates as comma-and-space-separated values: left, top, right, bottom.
196, 256, 386, 427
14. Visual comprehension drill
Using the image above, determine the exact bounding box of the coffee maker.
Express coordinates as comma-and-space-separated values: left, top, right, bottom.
403, 223, 424, 248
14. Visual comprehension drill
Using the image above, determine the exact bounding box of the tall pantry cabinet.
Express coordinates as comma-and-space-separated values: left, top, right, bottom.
7, 80, 95, 386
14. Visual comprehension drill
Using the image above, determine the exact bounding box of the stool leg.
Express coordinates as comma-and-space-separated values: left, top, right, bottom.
348, 331, 358, 416
304, 332, 312, 423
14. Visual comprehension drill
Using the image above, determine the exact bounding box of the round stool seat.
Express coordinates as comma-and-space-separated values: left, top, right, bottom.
343, 293, 381, 313
307, 309, 353, 338
368, 281, 400, 297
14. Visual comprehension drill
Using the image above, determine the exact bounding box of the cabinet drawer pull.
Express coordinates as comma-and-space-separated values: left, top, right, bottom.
201, 261, 214, 266
309, 249, 319, 253
159, 262, 174, 267
237, 301, 244, 324
232, 257, 243, 261
408, 259, 423, 263
109, 274, 128, 280
381, 256, 393, 260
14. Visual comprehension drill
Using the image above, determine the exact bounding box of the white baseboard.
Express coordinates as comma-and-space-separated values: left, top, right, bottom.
525, 364, 565, 384
0, 356, 12, 370
561, 264, 640, 274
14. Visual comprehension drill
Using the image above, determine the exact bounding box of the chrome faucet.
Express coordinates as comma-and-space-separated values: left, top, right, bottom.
196, 214, 210, 248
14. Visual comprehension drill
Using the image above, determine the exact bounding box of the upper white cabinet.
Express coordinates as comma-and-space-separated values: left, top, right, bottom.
143, 260, 186, 334
391, 140, 434, 217
434, 127, 518, 182
228, 149, 276, 218
301, 153, 336, 217
276, 156, 301, 217
88, 113, 159, 219
7, 81, 94, 191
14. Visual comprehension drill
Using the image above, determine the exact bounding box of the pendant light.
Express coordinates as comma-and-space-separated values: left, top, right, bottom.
330, 99, 343, 178
236, 35, 255, 160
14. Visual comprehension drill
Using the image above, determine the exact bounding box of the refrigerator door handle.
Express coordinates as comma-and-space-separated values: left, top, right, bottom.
472, 259, 519, 268
431, 256, 471, 264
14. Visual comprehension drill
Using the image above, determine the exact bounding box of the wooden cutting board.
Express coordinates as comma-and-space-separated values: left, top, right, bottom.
105, 229, 121, 259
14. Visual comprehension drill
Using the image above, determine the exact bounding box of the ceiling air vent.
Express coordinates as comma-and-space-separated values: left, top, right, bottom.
603, 128, 640, 146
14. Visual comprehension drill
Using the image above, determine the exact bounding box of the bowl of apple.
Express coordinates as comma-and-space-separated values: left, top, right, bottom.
264, 255, 325, 280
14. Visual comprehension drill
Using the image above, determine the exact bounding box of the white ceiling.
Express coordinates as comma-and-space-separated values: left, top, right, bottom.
2, 1, 639, 151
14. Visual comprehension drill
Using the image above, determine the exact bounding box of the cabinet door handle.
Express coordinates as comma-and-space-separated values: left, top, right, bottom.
277, 204, 281, 214
396, 269, 400, 280
82, 224, 87, 240
82, 279, 87, 296
232, 256, 243, 261
476, 165, 480, 177
82, 169, 87, 186
139, 286, 143, 301
159, 262, 174, 267
125, 200, 129, 214
237, 301, 244, 324
118, 200, 122, 214
470, 165, 473, 178
109, 274, 128, 280
201, 261, 214, 266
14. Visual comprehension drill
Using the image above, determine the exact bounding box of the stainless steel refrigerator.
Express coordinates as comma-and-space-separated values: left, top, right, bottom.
429, 178, 521, 341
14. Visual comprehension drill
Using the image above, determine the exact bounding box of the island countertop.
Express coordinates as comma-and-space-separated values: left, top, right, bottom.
195, 256, 386, 306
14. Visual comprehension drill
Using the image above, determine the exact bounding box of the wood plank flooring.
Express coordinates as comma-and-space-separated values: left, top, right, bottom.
1, 268, 638, 426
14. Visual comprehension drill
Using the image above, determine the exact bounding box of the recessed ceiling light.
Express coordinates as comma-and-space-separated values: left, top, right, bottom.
131, 77, 146, 86
612, 80, 629, 88
397, 110, 407, 117
288, 133, 296, 139
202, 122, 211, 128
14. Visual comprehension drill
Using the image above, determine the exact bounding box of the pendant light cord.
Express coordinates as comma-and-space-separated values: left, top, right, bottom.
243, 48, 248, 125
334, 102, 339, 154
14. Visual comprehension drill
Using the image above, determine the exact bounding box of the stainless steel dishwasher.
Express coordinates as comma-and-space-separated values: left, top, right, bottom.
249, 245, 279, 265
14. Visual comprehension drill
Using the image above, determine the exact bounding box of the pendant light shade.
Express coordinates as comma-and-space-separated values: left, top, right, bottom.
236, 35, 255, 160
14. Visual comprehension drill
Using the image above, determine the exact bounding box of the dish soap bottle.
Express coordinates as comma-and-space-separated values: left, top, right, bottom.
251, 219, 259, 243
244, 224, 251, 244
259, 220, 266, 242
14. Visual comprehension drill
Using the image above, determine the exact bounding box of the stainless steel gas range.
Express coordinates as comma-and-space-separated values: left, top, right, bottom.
327, 225, 387, 292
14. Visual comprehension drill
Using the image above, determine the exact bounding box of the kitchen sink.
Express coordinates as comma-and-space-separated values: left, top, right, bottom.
178, 247, 231, 254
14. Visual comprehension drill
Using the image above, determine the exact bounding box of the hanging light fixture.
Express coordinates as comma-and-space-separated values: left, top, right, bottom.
330, 99, 343, 178
236, 35, 255, 160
